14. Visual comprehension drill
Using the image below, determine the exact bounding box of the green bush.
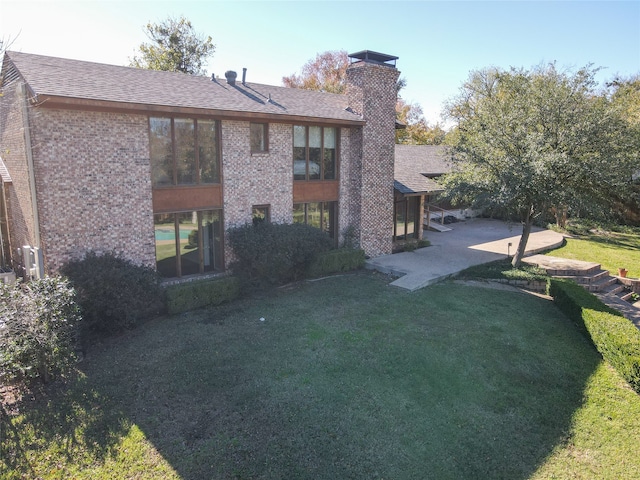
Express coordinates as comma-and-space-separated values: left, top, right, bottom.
549, 278, 640, 393
60, 252, 165, 339
228, 222, 333, 288
307, 248, 366, 278
0, 277, 81, 385
165, 276, 240, 315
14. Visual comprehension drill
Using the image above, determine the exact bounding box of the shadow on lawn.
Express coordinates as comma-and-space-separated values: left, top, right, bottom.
2, 281, 604, 479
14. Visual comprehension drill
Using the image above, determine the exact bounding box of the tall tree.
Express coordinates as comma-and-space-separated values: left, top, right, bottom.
396, 99, 447, 145
443, 64, 637, 267
282, 50, 349, 94
130, 16, 215, 75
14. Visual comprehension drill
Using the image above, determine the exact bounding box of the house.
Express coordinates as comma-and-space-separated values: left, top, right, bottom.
393, 144, 454, 240
0, 49, 399, 280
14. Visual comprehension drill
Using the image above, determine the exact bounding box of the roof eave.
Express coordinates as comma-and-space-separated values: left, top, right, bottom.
32, 94, 366, 126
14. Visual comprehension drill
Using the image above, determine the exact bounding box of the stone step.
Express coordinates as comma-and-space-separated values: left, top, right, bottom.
424, 222, 452, 233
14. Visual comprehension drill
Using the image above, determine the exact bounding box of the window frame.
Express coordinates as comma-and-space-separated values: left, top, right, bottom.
293, 201, 337, 242
250, 122, 269, 154
293, 125, 339, 181
252, 204, 271, 225
149, 117, 221, 188
154, 208, 224, 278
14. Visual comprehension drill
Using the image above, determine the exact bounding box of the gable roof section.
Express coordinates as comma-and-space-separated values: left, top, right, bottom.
394, 145, 452, 195
2, 51, 364, 125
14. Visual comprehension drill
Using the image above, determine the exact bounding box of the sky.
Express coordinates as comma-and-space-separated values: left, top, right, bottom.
1, 0, 639, 125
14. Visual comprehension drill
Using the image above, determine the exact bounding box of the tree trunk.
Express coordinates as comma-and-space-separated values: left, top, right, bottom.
511, 212, 534, 268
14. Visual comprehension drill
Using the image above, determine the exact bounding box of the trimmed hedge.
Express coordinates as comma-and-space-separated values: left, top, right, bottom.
549, 278, 640, 393
307, 248, 366, 278
61, 252, 165, 338
228, 222, 333, 288
165, 275, 240, 315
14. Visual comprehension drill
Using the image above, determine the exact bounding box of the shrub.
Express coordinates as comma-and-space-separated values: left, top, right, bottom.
228, 222, 333, 288
60, 252, 165, 338
307, 248, 366, 278
0, 277, 81, 385
165, 276, 240, 315
549, 278, 640, 393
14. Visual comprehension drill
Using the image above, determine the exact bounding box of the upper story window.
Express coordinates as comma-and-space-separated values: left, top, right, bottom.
293, 125, 337, 181
250, 123, 269, 153
149, 117, 220, 187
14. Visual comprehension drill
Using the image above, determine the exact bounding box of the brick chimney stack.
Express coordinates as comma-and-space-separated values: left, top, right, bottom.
346, 51, 400, 257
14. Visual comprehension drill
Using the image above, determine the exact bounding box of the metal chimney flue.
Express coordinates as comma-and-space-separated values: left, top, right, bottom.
225, 70, 237, 85
242, 68, 247, 85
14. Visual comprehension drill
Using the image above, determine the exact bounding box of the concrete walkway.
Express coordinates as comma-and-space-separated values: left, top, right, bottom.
366, 218, 565, 291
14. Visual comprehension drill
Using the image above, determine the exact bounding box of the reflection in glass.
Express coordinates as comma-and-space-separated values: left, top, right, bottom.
150, 118, 173, 186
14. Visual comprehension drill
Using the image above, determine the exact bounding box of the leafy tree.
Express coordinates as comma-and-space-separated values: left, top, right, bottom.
283, 49, 407, 96
282, 50, 349, 94
396, 99, 447, 145
443, 64, 638, 267
130, 16, 215, 75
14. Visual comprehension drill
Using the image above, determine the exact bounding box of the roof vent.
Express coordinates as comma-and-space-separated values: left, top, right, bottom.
225, 70, 237, 85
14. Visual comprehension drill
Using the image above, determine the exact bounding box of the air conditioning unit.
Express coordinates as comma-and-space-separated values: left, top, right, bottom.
21, 245, 44, 280
0, 269, 15, 284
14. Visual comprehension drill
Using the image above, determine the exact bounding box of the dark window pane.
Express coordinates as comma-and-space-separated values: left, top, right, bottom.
308, 126, 321, 180
322, 202, 336, 238
201, 210, 222, 272
150, 118, 173, 186
175, 119, 195, 185
198, 120, 219, 183
407, 197, 417, 238
293, 126, 307, 180
250, 123, 267, 152
293, 203, 305, 224
252, 205, 269, 225
178, 211, 200, 275
323, 128, 336, 180
307, 202, 321, 229
155, 213, 177, 277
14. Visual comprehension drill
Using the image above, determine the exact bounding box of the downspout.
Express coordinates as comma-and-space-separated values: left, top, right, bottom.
19, 82, 41, 249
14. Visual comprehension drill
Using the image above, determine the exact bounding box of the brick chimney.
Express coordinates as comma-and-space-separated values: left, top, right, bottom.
346, 50, 399, 257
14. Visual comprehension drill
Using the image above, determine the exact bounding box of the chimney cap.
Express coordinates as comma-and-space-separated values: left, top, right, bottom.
348, 50, 398, 67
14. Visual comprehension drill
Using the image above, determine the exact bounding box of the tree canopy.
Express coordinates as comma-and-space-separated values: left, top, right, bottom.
396, 99, 447, 145
282, 50, 349, 94
442, 63, 638, 266
282, 50, 444, 144
130, 16, 215, 75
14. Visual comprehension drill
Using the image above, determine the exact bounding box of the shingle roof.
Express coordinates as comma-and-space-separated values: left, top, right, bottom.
2, 51, 364, 124
394, 145, 452, 195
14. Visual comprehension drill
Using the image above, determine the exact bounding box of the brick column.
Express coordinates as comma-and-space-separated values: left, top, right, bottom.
346, 53, 399, 257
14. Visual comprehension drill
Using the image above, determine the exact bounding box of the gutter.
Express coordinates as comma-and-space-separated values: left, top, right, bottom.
19, 82, 41, 249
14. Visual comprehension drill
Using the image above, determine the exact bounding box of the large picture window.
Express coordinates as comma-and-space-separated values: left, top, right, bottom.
293, 202, 336, 240
150, 117, 220, 187
293, 125, 337, 181
154, 210, 223, 278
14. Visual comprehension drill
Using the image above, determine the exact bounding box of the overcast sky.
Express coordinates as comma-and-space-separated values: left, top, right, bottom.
2, 0, 639, 125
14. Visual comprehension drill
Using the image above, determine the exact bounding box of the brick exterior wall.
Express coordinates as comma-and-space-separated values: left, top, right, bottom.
0, 81, 37, 274
29, 108, 155, 273
346, 61, 400, 257
0, 58, 400, 278
221, 120, 294, 265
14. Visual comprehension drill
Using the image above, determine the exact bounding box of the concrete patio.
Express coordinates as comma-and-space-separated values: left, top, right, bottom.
366, 218, 565, 291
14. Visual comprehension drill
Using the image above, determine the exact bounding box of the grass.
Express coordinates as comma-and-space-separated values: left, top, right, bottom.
546, 229, 640, 278
457, 258, 549, 282
2, 272, 640, 479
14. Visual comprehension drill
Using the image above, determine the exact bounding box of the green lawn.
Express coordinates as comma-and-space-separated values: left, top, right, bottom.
546, 230, 640, 278
2, 273, 640, 479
